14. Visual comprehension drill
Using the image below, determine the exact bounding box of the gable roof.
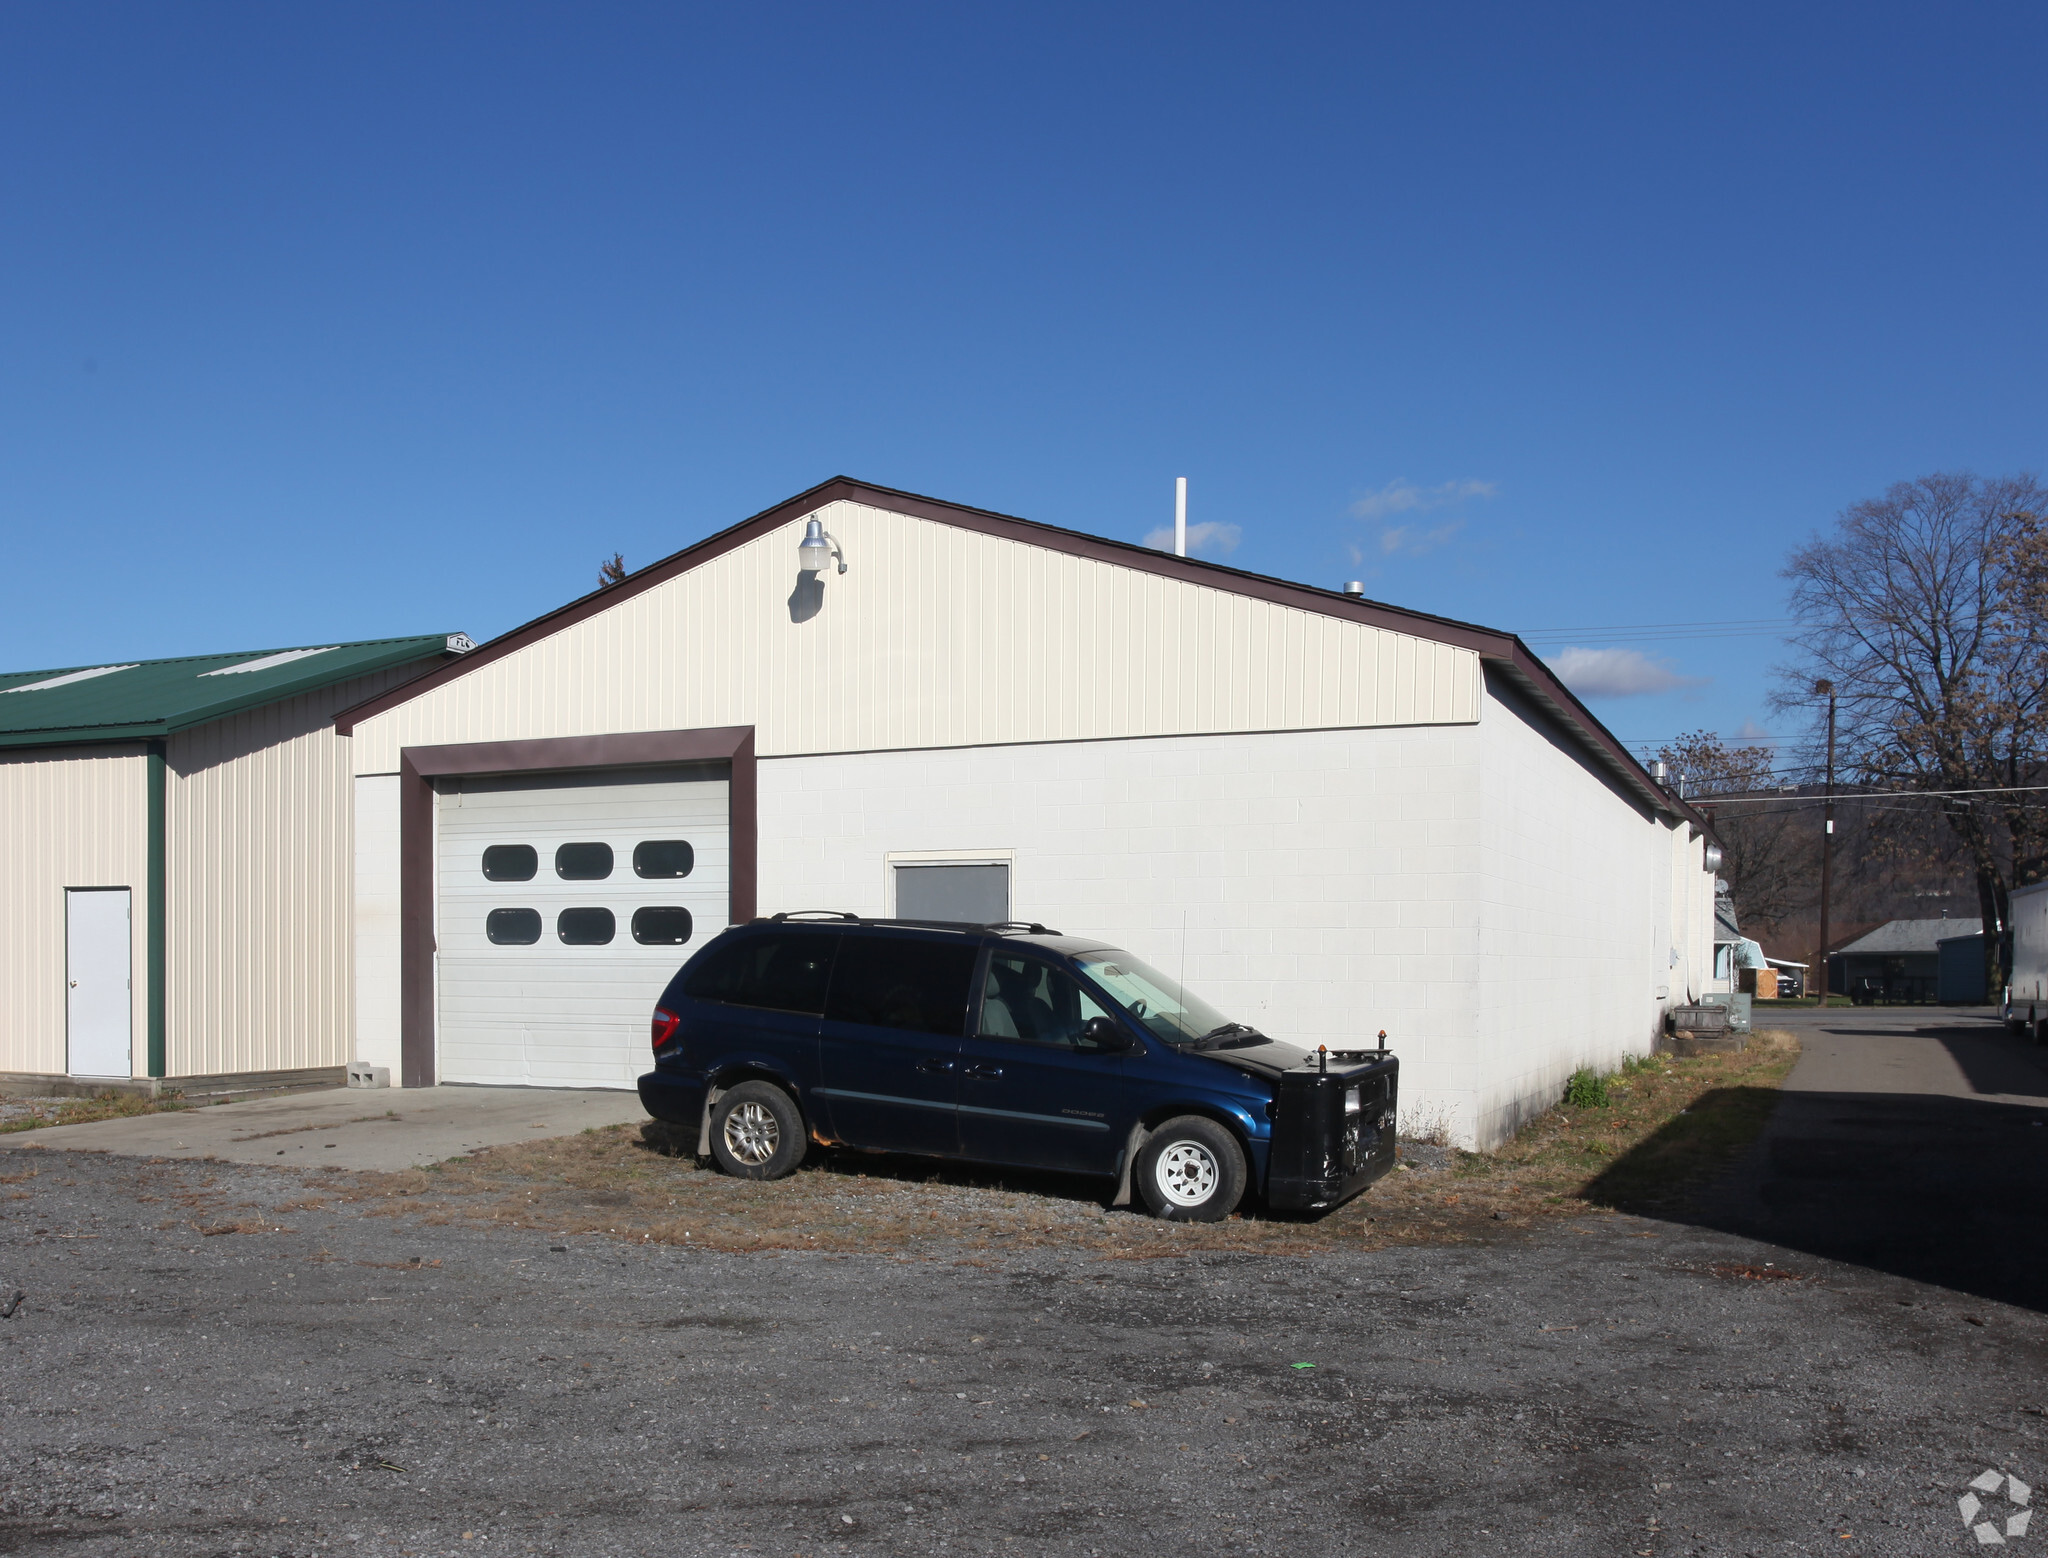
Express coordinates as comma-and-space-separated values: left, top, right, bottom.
0, 634, 469, 749
1834, 918, 1985, 956
333, 476, 1699, 824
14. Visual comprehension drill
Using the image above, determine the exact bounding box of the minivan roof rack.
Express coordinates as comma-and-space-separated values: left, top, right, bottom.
766, 910, 860, 922
984, 921, 1058, 935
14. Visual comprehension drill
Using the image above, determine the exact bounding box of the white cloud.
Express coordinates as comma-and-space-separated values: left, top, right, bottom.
1732, 719, 1774, 742
1545, 646, 1708, 699
1347, 478, 1495, 565
1144, 520, 1242, 557
1377, 518, 1465, 558
1350, 477, 1498, 523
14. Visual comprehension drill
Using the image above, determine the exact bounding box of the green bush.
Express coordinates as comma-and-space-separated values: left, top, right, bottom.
1563, 1067, 1610, 1109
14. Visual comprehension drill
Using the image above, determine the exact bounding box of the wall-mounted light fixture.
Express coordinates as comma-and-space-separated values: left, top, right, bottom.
798, 517, 847, 576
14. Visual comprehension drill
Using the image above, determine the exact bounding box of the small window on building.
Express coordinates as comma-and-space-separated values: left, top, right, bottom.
894, 862, 1009, 924
633, 840, 695, 879
486, 908, 543, 945
482, 845, 538, 882
557, 907, 616, 945
555, 843, 614, 880
632, 906, 694, 946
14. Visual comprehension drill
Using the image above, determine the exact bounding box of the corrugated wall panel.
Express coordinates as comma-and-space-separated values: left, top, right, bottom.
0, 746, 147, 1076
164, 665, 429, 1078
350, 500, 1485, 772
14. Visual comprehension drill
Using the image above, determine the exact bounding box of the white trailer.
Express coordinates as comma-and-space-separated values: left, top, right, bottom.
2003, 879, 2048, 1037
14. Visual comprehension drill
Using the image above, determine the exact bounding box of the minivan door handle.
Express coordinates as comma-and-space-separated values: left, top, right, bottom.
962, 1064, 1004, 1080
914, 1056, 956, 1074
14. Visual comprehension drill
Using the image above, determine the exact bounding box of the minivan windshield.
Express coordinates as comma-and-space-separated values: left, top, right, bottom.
1072, 949, 1239, 1046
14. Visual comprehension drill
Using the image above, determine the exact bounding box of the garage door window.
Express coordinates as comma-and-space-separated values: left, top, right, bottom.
481, 845, 538, 882
633, 840, 695, 879
485, 908, 543, 945
555, 843, 614, 880
557, 907, 616, 945
631, 906, 694, 946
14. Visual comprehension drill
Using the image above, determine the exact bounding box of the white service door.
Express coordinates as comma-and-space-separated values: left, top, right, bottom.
436, 768, 729, 1088
66, 888, 133, 1078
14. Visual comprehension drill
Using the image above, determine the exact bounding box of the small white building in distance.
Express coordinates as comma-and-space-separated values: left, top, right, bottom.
338, 478, 1717, 1149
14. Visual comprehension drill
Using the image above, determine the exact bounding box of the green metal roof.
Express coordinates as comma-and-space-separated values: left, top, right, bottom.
0, 634, 469, 749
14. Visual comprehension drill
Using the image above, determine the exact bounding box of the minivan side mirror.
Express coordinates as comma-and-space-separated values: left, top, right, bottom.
1080, 1016, 1135, 1053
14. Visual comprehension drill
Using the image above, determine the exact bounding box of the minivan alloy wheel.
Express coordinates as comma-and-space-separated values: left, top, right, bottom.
721, 1101, 779, 1166
706, 1080, 807, 1181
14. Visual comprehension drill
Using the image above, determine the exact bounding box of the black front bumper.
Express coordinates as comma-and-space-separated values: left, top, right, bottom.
1264, 1051, 1399, 1213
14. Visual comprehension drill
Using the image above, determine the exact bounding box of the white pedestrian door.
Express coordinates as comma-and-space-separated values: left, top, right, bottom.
66, 888, 132, 1078
436, 767, 730, 1088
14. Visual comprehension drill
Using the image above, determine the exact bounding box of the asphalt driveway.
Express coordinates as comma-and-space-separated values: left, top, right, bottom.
1685, 1006, 2048, 1310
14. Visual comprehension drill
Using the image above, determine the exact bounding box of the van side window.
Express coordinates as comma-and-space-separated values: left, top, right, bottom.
684, 934, 837, 1016
826, 937, 978, 1036
979, 954, 1112, 1048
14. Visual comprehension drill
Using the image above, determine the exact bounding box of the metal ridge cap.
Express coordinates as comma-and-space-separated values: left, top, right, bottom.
0, 631, 454, 685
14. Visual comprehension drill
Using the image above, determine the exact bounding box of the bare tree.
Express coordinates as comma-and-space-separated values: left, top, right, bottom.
598, 552, 626, 588
1776, 472, 2048, 985
1658, 729, 1808, 933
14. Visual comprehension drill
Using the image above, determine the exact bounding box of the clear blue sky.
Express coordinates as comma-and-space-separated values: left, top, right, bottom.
4, 3, 2043, 760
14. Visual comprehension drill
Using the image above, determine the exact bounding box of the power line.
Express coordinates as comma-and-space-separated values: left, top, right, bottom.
1692, 783, 2048, 806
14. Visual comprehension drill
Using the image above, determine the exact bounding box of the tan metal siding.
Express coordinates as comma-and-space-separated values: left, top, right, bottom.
350, 499, 1483, 772
0, 746, 148, 1076
164, 666, 427, 1078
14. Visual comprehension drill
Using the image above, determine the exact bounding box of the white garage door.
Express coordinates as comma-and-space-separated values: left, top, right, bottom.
436, 766, 729, 1088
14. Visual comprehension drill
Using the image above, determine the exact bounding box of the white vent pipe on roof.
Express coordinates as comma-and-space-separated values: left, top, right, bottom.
1175, 477, 1187, 557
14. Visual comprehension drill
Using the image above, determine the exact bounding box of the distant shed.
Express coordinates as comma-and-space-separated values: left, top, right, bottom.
1827, 917, 1984, 1002
1937, 932, 1988, 1004
0, 635, 467, 1089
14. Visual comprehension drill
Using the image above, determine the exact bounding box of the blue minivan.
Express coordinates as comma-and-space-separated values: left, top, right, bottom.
638, 914, 1399, 1221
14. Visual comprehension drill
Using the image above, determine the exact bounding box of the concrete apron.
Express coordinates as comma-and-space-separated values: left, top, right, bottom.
0, 1085, 652, 1171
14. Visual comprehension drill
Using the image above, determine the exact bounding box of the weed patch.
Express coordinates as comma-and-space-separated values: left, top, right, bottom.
0, 1092, 191, 1134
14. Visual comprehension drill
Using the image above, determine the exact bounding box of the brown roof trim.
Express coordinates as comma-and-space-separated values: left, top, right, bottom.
335, 475, 1701, 825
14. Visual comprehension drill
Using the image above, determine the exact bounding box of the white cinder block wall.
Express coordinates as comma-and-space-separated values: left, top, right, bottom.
761, 726, 1494, 1143
763, 706, 1708, 1153
1473, 675, 1708, 1146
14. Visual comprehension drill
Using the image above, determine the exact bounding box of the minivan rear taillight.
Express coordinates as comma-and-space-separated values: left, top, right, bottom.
651, 1008, 682, 1053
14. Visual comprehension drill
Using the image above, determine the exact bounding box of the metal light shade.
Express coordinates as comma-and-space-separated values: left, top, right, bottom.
798, 519, 833, 574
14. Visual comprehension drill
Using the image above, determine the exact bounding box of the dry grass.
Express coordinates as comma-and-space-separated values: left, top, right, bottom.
0, 1091, 191, 1135
326, 1031, 1800, 1258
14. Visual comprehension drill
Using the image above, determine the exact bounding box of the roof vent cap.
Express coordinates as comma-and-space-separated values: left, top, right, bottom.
1342, 581, 1364, 596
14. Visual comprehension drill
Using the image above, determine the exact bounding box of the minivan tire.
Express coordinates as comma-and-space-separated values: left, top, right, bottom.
1136, 1116, 1246, 1222
708, 1082, 806, 1181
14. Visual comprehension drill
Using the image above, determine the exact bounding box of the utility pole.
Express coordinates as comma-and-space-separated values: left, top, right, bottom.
1815, 680, 1837, 1005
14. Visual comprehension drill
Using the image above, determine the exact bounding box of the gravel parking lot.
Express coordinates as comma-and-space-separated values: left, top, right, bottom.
3, 1145, 2044, 1558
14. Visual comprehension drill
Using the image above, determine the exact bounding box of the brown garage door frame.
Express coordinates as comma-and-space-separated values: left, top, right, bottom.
398, 726, 757, 1089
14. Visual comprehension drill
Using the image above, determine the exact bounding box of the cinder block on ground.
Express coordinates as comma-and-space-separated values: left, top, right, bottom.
346, 1062, 391, 1089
